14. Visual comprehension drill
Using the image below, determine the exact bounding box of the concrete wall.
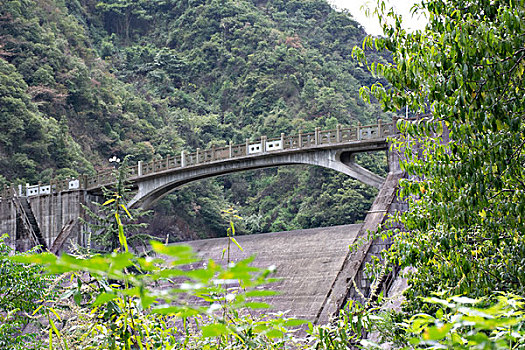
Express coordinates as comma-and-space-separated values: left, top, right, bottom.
0, 199, 17, 250
0, 191, 88, 252
28, 191, 85, 249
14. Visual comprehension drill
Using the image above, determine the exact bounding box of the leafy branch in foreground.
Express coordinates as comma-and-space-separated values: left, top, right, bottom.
352, 0, 525, 313
0, 234, 49, 349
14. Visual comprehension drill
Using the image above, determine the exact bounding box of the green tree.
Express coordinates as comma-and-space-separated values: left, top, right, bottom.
96, 0, 155, 43
0, 235, 48, 349
353, 0, 525, 311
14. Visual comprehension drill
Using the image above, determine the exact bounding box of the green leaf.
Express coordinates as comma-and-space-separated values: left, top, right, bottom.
9, 252, 57, 265
115, 212, 128, 252
243, 301, 271, 309
150, 240, 194, 259
120, 203, 133, 219
244, 290, 279, 298
152, 306, 201, 318
230, 236, 243, 252
92, 292, 118, 307
202, 323, 231, 338
103, 198, 116, 206
282, 319, 309, 327
423, 323, 453, 341
265, 328, 284, 338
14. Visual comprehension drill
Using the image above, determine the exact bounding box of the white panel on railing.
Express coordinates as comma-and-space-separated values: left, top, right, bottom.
248, 143, 262, 154
40, 185, 51, 194
265, 140, 282, 152
69, 179, 79, 190
27, 186, 39, 197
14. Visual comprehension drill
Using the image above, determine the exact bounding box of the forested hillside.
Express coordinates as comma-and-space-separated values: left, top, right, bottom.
0, 0, 389, 239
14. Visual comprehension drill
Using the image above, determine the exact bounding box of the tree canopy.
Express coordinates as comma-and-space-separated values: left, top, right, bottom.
354, 0, 525, 310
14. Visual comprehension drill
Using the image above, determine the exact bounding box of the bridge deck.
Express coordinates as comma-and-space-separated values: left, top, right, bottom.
182, 224, 362, 321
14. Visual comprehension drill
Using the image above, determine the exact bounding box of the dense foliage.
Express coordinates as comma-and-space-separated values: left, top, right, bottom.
0, 235, 48, 349
0, 0, 389, 238
353, 0, 525, 312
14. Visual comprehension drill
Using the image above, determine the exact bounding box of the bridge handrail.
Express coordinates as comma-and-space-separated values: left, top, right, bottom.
7, 120, 397, 197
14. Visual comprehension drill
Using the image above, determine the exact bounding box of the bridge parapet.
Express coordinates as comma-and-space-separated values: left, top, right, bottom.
5, 120, 396, 199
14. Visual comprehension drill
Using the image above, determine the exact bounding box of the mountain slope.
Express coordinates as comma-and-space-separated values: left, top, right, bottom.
0, 0, 389, 239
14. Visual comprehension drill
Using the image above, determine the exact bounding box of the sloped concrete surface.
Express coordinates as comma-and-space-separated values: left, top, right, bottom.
184, 224, 362, 321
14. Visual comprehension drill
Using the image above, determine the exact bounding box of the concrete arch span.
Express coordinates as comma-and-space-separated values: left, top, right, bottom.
127, 146, 386, 209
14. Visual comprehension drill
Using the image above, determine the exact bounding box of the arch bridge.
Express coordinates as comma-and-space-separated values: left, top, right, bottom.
84, 121, 396, 208
8, 121, 397, 209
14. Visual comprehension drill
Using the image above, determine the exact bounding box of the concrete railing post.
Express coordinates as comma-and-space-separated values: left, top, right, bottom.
357, 121, 361, 140
245, 139, 249, 155
180, 152, 185, 167
298, 132, 302, 148
378, 119, 382, 137
280, 133, 285, 147
315, 127, 320, 145
229, 142, 233, 158
261, 135, 267, 153
336, 124, 341, 142
212, 145, 216, 161
393, 116, 399, 134
196, 148, 201, 163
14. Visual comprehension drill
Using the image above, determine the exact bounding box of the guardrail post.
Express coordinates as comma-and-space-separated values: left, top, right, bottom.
211, 145, 216, 160
392, 116, 398, 133
315, 127, 320, 145
245, 139, 249, 155
196, 148, 201, 163
280, 133, 284, 147
336, 124, 341, 142
138, 161, 142, 176
298, 132, 302, 148
357, 121, 361, 140
261, 135, 267, 153
181, 151, 186, 167
229, 142, 233, 158
378, 119, 382, 137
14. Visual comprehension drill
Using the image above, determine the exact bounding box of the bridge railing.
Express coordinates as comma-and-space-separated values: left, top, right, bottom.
14, 120, 396, 196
